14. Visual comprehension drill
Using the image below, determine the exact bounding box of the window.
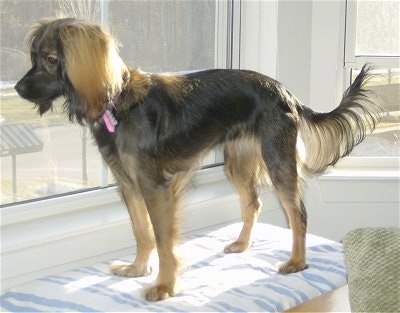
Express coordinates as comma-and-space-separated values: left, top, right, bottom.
348, 67, 399, 157
345, 0, 399, 158
0, 0, 229, 206
354, 1, 399, 57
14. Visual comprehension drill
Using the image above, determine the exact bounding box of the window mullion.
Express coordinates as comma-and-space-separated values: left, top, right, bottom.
344, 0, 357, 67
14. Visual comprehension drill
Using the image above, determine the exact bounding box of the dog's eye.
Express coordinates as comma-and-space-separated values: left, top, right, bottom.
47, 55, 57, 65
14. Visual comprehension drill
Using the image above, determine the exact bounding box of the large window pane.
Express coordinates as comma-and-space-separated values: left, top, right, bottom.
107, 1, 216, 72
345, 0, 400, 158
0, 0, 222, 206
355, 1, 399, 56
349, 68, 399, 157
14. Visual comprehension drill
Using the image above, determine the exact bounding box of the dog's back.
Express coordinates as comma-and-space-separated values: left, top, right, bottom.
119, 67, 380, 176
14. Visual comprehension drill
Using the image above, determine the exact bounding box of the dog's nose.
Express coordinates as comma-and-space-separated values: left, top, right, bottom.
14, 81, 25, 95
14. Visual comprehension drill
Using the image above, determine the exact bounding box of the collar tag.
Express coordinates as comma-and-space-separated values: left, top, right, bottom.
102, 109, 118, 133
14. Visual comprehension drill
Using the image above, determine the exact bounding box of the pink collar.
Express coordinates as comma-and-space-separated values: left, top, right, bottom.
101, 92, 121, 133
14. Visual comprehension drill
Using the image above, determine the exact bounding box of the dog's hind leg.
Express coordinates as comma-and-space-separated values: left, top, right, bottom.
261, 123, 308, 273
276, 189, 307, 274
110, 183, 156, 277
224, 137, 262, 253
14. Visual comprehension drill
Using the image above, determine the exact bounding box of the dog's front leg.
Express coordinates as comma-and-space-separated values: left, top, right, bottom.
110, 186, 156, 277
140, 182, 180, 301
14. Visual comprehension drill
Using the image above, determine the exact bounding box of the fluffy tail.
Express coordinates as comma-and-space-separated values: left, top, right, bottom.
298, 65, 383, 175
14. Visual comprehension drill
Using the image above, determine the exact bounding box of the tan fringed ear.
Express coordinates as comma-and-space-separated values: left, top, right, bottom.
59, 20, 128, 121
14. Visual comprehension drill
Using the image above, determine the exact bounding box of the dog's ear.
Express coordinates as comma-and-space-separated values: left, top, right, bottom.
58, 21, 129, 121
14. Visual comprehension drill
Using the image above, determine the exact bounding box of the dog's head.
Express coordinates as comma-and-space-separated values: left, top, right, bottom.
15, 18, 129, 123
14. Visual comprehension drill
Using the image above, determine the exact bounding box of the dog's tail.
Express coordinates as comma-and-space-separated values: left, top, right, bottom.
297, 65, 383, 175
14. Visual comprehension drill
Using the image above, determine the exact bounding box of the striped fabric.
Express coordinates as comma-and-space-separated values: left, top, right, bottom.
1, 223, 347, 312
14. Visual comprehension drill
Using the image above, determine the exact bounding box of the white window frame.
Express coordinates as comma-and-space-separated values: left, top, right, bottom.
344, 0, 400, 70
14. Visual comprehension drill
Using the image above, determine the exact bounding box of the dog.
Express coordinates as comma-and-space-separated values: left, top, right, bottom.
15, 18, 381, 301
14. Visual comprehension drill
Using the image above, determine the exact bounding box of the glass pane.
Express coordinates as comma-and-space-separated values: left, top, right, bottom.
0, 96, 105, 205
349, 68, 400, 157
108, 0, 216, 72
356, 1, 400, 56
0, 0, 221, 206
0, 1, 104, 206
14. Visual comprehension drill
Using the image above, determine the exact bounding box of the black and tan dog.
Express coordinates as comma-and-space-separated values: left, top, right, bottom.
15, 18, 381, 301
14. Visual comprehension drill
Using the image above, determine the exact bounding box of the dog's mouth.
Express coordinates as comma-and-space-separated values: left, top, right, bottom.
35, 99, 54, 116
16, 92, 56, 116
15, 81, 60, 116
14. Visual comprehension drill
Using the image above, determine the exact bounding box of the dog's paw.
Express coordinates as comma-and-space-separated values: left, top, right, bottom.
277, 260, 307, 274
144, 284, 175, 302
110, 261, 152, 277
224, 240, 251, 253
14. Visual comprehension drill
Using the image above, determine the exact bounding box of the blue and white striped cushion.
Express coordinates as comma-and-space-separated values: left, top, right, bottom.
1, 223, 347, 312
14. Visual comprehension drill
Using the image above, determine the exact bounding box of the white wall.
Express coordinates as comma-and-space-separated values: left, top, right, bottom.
238, 0, 278, 78
309, 0, 346, 110
240, 0, 345, 110
277, 1, 313, 105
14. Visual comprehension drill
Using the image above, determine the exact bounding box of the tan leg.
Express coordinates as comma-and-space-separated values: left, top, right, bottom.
139, 180, 182, 302
224, 137, 262, 253
224, 194, 261, 253
277, 192, 307, 273
110, 185, 156, 277
265, 168, 307, 273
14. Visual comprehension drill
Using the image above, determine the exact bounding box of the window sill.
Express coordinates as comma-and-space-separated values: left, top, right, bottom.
318, 159, 399, 203
1, 166, 244, 290
321, 168, 399, 181
321, 156, 400, 181
2, 162, 399, 290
